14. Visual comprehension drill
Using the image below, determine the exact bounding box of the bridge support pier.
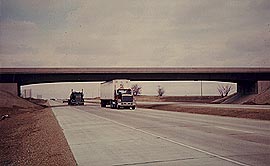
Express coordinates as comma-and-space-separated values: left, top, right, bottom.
17, 83, 21, 97
0, 83, 20, 96
258, 81, 270, 93
237, 81, 258, 95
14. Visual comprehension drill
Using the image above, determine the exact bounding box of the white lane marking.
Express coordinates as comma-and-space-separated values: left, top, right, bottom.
75, 107, 250, 166
215, 126, 254, 134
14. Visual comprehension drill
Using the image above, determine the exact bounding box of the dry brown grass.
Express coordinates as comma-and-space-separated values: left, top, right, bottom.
135, 95, 220, 103
244, 88, 270, 105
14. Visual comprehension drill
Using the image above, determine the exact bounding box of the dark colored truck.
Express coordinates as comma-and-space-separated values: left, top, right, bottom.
68, 89, 84, 105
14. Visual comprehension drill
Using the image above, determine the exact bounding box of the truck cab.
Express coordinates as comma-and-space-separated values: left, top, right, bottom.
115, 89, 135, 109
68, 90, 84, 105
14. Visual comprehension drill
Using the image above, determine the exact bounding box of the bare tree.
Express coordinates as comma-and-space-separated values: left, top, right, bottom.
157, 85, 165, 96
131, 84, 142, 96
217, 84, 232, 97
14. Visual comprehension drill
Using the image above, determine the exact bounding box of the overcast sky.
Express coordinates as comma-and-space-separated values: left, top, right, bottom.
1, 0, 270, 67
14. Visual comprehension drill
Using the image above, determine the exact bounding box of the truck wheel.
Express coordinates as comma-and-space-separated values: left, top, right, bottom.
110, 101, 115, 109
132, 106, 136, 110
110, 103, 114, 109
101, 101, 105, 107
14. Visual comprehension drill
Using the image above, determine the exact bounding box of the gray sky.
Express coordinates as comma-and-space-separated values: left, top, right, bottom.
1, 0, 270, 67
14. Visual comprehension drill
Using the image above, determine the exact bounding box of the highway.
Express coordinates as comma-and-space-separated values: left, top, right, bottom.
50, 101, 270, 166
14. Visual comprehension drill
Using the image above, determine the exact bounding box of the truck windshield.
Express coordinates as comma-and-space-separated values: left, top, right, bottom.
71, 93, 83, 100
117, 89, 132, 95
122, 96, 133, 102
75, 94, 82, 100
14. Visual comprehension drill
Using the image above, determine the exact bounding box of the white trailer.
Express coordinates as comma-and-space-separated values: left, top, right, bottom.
100, 79, 136, 109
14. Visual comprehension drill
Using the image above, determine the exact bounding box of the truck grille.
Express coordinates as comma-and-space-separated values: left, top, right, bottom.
122, 96, 133, 102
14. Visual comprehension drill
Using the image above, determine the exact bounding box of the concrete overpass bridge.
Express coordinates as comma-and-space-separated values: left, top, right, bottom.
1, 67, 270, 96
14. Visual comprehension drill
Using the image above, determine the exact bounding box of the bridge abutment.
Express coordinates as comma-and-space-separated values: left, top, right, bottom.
237, 81, 258, 95
258, 81, 270, 93
0, 83, 20, 96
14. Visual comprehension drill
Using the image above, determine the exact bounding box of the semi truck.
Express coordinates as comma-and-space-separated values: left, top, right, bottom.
68, 89, 84, 105
100, 79, 136, 109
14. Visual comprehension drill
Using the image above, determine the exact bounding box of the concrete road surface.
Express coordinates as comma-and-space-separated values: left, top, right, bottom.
50, 101, 270, 166
137, 101, 270, 110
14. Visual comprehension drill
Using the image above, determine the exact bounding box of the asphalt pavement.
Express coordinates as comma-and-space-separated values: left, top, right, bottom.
50, 101, 270, 166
